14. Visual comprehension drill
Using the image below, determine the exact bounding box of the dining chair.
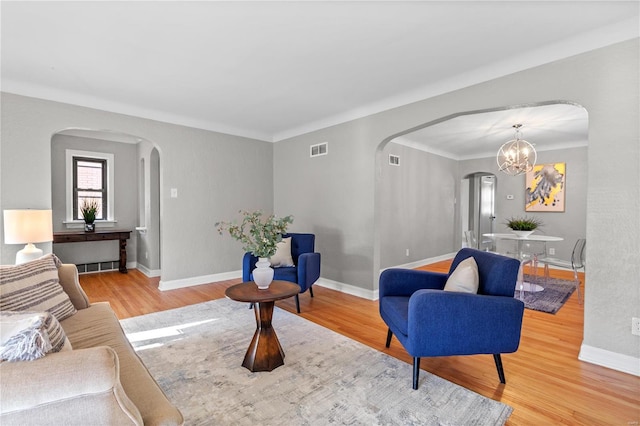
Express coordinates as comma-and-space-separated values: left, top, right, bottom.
464, 230, 493, 251
537, 238, 586, 304
464, 230, 478, 249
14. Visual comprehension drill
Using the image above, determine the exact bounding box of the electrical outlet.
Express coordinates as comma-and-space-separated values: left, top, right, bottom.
170, 188, 178, 198
632, 317, 640, 336
548, 248, 555, 256
405, 249, 410, 257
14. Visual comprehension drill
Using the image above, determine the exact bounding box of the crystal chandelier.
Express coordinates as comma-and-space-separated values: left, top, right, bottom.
496, 124, 537, 176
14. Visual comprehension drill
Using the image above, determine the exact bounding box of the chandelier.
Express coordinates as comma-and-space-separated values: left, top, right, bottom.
496, 124, 537, 176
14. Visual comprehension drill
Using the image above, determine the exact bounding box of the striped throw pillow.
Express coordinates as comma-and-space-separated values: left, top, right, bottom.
0, 310, 71, 362
0, 254, 77, 322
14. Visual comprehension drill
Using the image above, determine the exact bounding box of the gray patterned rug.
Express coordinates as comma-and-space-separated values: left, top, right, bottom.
120, 298, 512, 425
516, 274, 577, 314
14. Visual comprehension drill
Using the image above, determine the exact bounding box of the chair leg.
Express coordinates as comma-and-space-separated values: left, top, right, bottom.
295, 294, 301, 314
412, 357, 421, 390
309, 286, 314, 298
493, 354, 506, 384
385, 328, 393, 348
574, 269, 583, 305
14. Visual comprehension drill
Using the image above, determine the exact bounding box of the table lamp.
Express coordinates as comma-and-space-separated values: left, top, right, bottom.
3, 209, 53, 264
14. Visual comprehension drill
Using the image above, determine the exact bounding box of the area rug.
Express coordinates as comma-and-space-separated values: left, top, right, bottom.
515, 274, 577, 314
120, 298, 512, 425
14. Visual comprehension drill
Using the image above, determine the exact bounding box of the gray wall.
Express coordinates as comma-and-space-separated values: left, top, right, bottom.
379, 142, 457, 269
50, 134, 138, 265
1, 94, 274, 282
1, 39, 637, 362
459, 146, 588, 260
274, 39, 639, 359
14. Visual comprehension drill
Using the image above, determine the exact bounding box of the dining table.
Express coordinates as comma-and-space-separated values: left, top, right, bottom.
482, 233, 564, 292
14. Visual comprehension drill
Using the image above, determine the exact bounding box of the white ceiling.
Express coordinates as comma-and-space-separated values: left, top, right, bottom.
395, 103, 589, 160
2, 1, 638, 145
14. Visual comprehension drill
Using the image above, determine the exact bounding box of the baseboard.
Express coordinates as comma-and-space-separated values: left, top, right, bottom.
315, 277, 377, 301
136, 263, 161, 278
578, 343, 640, 376
155, 253, 458, 298
159, 270, 242, 291
380, 252, 457, 273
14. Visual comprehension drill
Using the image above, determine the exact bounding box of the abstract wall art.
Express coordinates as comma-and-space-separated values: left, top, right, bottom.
525, 162, 565, 212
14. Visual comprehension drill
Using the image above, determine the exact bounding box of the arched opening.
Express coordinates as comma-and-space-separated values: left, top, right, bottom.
374, 101, 588, 290
50, 128, 162, 276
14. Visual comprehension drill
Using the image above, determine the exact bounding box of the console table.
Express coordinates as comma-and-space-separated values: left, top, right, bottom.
53, 229, 132, 273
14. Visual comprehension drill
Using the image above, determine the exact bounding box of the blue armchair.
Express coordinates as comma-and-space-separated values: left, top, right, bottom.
243, 233, 321, 313
379, 248, 524, 389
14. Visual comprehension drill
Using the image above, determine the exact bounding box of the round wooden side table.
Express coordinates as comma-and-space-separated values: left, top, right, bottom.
225, 280, 300, 372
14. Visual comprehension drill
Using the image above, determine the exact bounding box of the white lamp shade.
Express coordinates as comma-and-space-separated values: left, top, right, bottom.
3, 210, 53, 244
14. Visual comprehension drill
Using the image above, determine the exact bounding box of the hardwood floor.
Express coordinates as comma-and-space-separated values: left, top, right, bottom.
79, 263, 640, 425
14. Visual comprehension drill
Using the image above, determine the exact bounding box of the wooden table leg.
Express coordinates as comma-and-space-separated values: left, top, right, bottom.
242, 301, 285, 372
119, 238, 128, 273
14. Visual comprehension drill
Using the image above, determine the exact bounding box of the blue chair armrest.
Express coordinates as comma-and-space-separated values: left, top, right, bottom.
242, 252, 258, 282
379, 269, 448, 298
405, 290, 525, 356
297, 252, 321, 291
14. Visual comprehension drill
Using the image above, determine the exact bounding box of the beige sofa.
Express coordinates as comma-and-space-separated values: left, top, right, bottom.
0, 264, 184, 426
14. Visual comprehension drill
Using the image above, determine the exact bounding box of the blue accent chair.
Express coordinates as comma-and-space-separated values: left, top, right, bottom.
243, 233, 321, 313
379, 248, 524, 389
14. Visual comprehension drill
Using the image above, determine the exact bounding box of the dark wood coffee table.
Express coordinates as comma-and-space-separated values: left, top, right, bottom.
225, 280, 300, 372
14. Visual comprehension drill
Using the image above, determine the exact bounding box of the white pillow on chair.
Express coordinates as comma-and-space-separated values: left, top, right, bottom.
269, 237, 295, 267
444, 257, 479, 294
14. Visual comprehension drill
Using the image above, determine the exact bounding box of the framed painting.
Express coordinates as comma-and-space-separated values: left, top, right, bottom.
525, 162, 565, 212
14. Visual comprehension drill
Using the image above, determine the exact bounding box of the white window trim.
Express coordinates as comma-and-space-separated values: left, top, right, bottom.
65, 149, 116, 228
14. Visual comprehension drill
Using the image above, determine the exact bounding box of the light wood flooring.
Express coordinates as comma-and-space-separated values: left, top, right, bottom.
79, 262, 639, 425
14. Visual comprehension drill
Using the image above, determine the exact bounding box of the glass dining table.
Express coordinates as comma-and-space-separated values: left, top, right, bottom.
482, 233, 564, 292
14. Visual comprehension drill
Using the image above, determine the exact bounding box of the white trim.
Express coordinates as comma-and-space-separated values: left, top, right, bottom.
136, 264, 161, 278
62, 219, 118, 229
65, 149, 115, 223
579, 343, 640, 377
315, 277, 377, 301
159, 270, 242, 291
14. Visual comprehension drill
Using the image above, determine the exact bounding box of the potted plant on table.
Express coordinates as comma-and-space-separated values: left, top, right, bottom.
505, 215, 542, 238
216, 210, 293, 289
80, 199, 99, 232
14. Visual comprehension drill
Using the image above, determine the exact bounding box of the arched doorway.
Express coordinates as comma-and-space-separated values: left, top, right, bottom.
50, 128, 161, 276
461, 172, 496, 250
373, 101, 588, 289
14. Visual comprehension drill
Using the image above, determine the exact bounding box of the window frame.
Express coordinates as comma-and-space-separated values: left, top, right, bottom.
72, 156, 108, 220
65, 149, 115, 227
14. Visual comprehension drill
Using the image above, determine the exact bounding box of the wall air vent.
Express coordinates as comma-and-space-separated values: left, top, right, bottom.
310, 142, 328, 158
389, 154, 400, 166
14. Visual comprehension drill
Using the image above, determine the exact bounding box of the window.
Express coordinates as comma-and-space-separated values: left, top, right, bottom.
65, 150, 115, 227
73, 157, 107, 220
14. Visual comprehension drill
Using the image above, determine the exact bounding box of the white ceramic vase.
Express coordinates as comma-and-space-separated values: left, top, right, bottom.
253, 257, 274, 289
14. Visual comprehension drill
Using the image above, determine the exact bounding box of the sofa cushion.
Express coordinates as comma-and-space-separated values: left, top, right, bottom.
61, 303, 183, 426
0, 310, 70, 362
443, 257, 479, 294
0, 254, 77, 322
